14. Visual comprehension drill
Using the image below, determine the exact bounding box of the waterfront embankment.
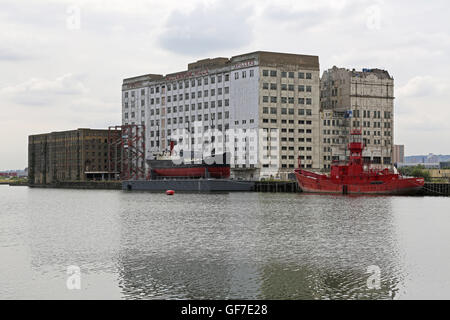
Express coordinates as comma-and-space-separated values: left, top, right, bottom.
21, 180, 450, 195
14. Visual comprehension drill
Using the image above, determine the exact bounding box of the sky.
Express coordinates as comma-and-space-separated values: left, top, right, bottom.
1, 0, 449, 170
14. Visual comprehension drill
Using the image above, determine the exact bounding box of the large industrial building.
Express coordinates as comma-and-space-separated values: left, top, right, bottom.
122, 51, 321, 180
28, 128, 121, 184
320, 66, 394, 168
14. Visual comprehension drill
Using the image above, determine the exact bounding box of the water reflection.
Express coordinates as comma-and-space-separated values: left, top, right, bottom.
3, 187, 449, 299
116, 193, 402, 299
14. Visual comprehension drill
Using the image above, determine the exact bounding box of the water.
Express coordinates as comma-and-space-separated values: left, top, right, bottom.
1, 185, 450, 300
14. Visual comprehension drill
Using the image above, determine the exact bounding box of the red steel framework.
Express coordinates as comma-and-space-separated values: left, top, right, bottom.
108, 124, 146, 180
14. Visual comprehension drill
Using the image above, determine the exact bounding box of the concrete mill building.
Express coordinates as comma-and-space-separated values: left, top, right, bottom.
122, 51, 321, 180
320, 66, 394, 169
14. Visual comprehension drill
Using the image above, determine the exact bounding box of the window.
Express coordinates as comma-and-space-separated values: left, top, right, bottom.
263, 96, 269, 103
270, 96, 277, 103
263, 83, 269, 89
235, 72, 239, 80
242, 71, 246, 78
225, 74, 229, 81
281, 71, 287, 78
218, 75, 222, 83
288, 72, 294, 78
225, 87, 229, 94
306, 73, 312, 79
263, 70, 269, 76
270, 83, 277, 90
270, 70, 277, 77
197, 78, 202, 86
306, 98, 312, 105
298, 98, 305, 104
250, 70, 254, 77
225, 99, 229, 106
125, 92, 129, 98
306, 86, 312, 92
211, 76, 215, 84
298, 72, 304, 79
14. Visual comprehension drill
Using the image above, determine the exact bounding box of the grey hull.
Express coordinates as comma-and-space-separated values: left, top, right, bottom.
123, 179, 255, 192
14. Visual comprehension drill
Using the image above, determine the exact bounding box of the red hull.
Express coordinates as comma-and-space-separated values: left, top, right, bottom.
294, 170, 424, 195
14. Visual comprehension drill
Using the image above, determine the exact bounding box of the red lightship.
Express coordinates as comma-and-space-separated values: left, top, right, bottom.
294, 130, 424, 195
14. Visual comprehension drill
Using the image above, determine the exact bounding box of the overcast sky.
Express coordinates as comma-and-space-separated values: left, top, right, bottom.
1, 0, 449, 170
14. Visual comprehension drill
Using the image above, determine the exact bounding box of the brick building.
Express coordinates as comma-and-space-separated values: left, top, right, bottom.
28, 128, 121, 184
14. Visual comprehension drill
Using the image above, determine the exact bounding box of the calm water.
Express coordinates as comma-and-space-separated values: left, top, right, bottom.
1, 185, 450, 300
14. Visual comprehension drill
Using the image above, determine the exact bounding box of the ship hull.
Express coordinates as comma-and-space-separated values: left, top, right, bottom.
151, 166, 230, 179
294, 170, 424, 195
148, 153, 230, 179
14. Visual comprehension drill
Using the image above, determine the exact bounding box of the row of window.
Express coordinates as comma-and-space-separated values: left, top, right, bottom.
166, 74, 230, 91
234, 69, 255, 80
352, 110, 391, 119
262, 96, 313, 105
263, 83, 313, 92
124, 74, 232, 99
279, 128, 313, 134
262, 70, 313, 79
262, 107, 313, 115
145, 91, 230, 106
162, 89, 229, 103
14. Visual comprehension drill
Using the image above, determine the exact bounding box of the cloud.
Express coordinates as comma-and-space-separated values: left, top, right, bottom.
0, 47, 33, 61
158, 1, 254, 56
396, 76, 450, 98
0, 74, 89, 106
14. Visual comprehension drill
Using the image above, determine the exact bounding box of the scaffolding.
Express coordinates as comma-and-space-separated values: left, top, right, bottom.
108, 124, 146, 181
